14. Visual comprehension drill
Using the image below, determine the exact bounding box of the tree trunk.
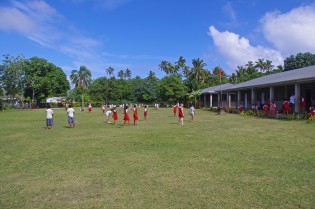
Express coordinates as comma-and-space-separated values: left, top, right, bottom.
81, 94, 84, 109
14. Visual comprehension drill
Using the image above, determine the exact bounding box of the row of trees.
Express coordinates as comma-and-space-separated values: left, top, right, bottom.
0, 55, 69, 104
1, 52, 314, 108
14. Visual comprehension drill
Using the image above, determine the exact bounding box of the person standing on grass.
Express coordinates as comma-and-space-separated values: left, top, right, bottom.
173, 104, 177, 117
133, 104, 138, 125
289, 94, 295, 113
123, 105, 131, 126
112, 106, 118, 126
101, 103, 106, 113
144, 105, 148, 121
88, 102, 92, 112
45, 105, 54, 129
189, 104, 195, 122
263, 103, 269, 117
271, 101, 277, 118
105, 109, 112, 123
178, 103, 184, 125
67, 104, 75, 128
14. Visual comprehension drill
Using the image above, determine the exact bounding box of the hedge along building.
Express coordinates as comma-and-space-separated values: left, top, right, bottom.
200, 65, 315, 113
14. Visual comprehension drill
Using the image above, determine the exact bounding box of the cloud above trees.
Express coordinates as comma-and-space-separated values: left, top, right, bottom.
209, 3, 315, 69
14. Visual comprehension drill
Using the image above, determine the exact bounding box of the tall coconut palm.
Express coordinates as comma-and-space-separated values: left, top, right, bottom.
106, 67, 115, 78
118, 70, 124, 80
175, 56, 186, 69
159, 60, 169, 74
191, 58, 207, 83
147, 71, 157, 80
125, 68, 131, 79
70, 66, 92, 108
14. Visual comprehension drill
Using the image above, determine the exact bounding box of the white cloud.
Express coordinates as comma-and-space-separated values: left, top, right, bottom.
208, 25, 283, 70
261, 4, 315, 55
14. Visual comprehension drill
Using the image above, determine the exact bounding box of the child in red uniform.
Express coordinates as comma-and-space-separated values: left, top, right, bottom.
144, 105, 148, 120
88, 102, 92, 112
101, 104, 106, 113
239, 104, 244, 113
112, 106, 118, 126
173, 104, 177, 117
263, 103, 269, 117
283, 99, 290, 115
271, 101, 276, 118
133, 104, 138, 125
178, 103, 184, 125
123, 105, 131, 126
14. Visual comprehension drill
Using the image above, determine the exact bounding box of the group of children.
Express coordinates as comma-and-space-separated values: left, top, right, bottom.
173, 103, 195, 125
45, 104, 75, 129
104, 104, 147, 126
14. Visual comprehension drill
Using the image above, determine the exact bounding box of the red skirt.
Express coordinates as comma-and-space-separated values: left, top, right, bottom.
133, 113, 138, 120
124, 113, 130, 121
144, 112, 148, 117
113, 112, 118, 120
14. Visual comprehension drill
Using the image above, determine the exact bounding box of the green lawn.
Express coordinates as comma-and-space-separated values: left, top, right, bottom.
0, 107, 314, 208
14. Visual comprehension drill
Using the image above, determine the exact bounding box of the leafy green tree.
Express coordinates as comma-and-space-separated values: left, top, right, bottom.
24, 57, 70, 103
0, 54, 26, 101
159, 75, 186, 105
284, 52, 315, 71
70, 66, 92, 108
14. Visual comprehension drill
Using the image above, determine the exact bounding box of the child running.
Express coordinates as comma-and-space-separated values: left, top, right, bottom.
112, 106, 118, 126
178, 103, 184, 125
133, 104, 138, 125
144, 105, 148, 121
123, 105, 131, 126
189, 105, 195, 122
105, 109, 112, 123
173, 104, 177, 117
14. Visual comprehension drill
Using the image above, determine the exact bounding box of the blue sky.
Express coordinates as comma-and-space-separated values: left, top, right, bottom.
1, 0, 315, 79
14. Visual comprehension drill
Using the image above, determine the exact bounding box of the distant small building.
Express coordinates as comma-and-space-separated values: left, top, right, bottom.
46, 97, 67, 103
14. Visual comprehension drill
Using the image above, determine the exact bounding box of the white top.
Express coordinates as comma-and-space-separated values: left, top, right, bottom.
105, 110, 112, 116
46, 109, 54, 119
67, 108, 75, 117
189, 106, 195, 114
290, 95, 295, 104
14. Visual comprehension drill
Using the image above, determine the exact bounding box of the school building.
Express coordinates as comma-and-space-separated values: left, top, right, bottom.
199, 65, 315, 113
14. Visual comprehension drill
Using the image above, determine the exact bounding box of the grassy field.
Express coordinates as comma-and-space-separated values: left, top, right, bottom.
0, 107, 314, 208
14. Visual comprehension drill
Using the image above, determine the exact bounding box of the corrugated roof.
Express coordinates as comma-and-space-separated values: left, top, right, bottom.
201, 83, 235, 93
229, 65, 315, 90
201, 65, 315, 94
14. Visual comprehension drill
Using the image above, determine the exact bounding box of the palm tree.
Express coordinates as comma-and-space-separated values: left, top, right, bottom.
125, 68, 131, 79
265, 60, 274, 72
70, 66, 92, 109
147, 71, 157, 80
117, 70, 124, 80
159, 60, 169, 74
175, 56, 186, 69
191, 58, 207, 83
106, 67, 115, 78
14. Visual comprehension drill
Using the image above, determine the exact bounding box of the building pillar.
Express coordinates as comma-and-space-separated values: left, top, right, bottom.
237, 90, 241, 108
245, 93, 248, 109
295, 83, 300, 113
251, 89, 256, 105
203, 94, 206, 108
228, 93, 231, 108
210, 94, 213, 108
270, 86, 274, 111
218, 94, 220, 107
